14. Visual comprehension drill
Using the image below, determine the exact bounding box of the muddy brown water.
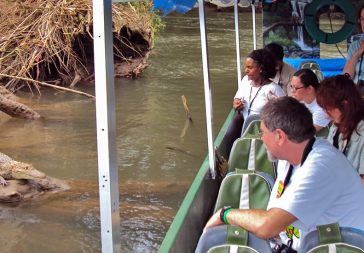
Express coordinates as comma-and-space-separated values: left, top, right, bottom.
0, 8, 346, 253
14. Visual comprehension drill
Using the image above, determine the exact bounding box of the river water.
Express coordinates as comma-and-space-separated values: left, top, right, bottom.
0, 8, 345, 253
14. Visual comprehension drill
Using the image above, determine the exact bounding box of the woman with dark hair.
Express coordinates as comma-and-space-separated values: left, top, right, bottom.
343, 5, 364, 88
220, 49, 285, 153
290, 69, 330, 132
233, 49, 285, 120
317, 74, 364, 183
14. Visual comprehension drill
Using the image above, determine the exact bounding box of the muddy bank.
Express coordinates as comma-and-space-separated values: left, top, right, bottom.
0, 0, 163, 93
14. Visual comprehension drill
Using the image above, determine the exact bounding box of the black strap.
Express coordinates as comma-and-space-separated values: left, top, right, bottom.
281, 137, 316, 196
358, 52, 364, 82
247, 86, 262, 116
333, 129, 340, 149
332, 129, 352, 155
277, 65, 283, 87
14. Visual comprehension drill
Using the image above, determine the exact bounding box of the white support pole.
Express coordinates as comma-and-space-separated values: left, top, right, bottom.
234, 0, 242, 86
252, 3, 257, 50
92, 0, 121, 252
198, 0, 216, 178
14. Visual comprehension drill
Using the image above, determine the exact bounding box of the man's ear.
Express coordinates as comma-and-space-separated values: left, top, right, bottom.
275, 128, 287, 146
307, 85, 314, 92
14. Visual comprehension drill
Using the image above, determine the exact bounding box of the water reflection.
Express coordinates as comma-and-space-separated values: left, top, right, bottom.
0, 7, 347, 253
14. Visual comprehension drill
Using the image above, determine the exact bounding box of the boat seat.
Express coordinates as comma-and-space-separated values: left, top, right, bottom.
195, 225, 272, 253
316, 126, 330, 139
214, 169, 273, 212
241, 115, 261, 138
228, 137, 276, 179
299, 223, 364, 253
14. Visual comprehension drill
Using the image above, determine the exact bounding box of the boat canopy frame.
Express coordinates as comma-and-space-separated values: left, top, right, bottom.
92, 0, 257, 251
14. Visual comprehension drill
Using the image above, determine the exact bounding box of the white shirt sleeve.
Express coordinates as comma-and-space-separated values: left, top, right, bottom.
308, 100, 330, 127
234, 75, 250, 99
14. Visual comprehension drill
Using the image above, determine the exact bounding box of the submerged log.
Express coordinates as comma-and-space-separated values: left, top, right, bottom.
181, 95, 193, 122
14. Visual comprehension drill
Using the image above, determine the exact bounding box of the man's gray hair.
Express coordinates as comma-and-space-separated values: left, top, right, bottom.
260, 97, 315, 143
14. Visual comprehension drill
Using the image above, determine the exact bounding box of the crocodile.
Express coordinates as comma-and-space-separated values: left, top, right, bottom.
0, 152, 46, 185
0, 152, 69, 202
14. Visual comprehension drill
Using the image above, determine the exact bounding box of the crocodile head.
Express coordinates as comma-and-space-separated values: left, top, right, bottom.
11, 161, 46, 180
0, 180, 42, 203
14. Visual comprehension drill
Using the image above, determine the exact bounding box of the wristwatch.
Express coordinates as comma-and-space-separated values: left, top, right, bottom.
220, 206, 232, 224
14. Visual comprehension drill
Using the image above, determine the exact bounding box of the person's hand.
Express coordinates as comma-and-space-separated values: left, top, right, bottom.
354, 40, 364, 58
203, 209, 224, 233
268, 90, 278, 100
233, 98, 244, 111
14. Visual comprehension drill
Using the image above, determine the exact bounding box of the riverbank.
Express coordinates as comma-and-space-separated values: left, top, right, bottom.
0, 0, 162, 94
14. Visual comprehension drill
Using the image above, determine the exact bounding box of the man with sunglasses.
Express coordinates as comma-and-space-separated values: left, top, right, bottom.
204, 97, 364, 252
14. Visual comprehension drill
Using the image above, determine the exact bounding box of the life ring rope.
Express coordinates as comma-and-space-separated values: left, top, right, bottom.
304, 0, 356, 44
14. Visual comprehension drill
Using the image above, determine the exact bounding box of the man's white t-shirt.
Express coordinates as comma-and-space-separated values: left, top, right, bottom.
267, 139, 364, 251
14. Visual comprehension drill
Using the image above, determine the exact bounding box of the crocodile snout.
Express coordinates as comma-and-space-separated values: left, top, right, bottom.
12, 162, 46, 179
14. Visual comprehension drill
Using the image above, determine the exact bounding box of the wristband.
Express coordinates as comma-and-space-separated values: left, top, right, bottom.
220, 206, 233, 224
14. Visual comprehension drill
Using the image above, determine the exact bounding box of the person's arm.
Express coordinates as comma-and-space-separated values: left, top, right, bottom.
312, 105, 331, 134
269, 84, 286, 98
314, 124, 323, 133
204, 207, 297, 239
343, 41, 364, 78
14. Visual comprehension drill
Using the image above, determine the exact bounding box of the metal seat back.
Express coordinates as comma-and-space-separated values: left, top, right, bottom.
228, 137, 276, 178
300, 225, 364, 253
214, 170, 273, 212
195, 225, 272, 253
241, 115, 261, 138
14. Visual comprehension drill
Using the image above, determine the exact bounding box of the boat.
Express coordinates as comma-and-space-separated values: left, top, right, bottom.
152, 0, 364, 252
92, 0, 364, 252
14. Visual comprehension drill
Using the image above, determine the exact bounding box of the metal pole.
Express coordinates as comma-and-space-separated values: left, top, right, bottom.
234, 0, 242, 86
92, 0, 121, 252
252, 3, 257, 50
198, 0, 216, 178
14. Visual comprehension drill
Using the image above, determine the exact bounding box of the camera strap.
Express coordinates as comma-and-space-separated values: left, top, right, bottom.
278, 137, 316, 198
358, 52, 364, 83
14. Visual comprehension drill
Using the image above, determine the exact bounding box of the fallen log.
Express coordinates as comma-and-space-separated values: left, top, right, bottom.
0, 94, 40, 119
